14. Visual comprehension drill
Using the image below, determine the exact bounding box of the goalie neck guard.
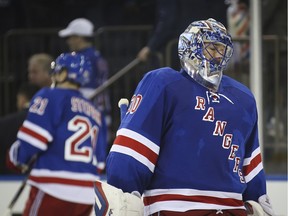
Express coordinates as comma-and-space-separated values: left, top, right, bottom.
178, 18, 234, 92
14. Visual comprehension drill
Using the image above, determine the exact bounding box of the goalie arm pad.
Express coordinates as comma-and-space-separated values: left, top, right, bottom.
245, 195, 275, 216
94, 180, 144, 216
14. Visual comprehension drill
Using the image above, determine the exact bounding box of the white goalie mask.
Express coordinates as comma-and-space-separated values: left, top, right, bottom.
178, 18, 234, 92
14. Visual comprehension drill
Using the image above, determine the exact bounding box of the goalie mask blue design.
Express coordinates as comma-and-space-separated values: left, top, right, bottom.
178, 18, 234, 91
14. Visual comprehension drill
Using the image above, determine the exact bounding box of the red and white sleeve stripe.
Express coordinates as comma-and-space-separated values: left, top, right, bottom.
143, 188, 245, 214
110, 128, 160, 172
17, 120, 53, 151
242, 147, 263, 183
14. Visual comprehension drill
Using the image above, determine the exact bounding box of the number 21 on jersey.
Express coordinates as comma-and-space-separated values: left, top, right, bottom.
65, 115, 98, 163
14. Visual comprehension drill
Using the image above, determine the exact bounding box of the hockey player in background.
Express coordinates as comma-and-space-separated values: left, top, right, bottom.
59, 18, 110, 112
94, 18, 275, 216
8, 52, 108, 216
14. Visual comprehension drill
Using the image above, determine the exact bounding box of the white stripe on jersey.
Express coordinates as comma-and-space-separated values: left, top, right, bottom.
244, 162, 263, 183
117, 128, 160, 154
143, 188, 245, 215
18, 131, 48, 151
23, 120, 53, 142
144, 188, 243, 199
110, 145, 155, 172
28, 181, 96, 204
243, 147, 261, 166
144, 200, 246, 215
31, 169, 99, 181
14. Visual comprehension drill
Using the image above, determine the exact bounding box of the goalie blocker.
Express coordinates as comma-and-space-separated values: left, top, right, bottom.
94, 180, 144, 216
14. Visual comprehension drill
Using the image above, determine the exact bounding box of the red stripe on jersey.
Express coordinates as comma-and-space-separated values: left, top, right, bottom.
242, 153, 262, 176
20, 126, 48, 144
29, 175, 94, 187
143, 194, 243, 207
114, 135, 158, 164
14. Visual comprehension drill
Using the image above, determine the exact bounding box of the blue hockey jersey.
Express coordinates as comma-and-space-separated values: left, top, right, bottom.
9, 87, 107, 204
106, 67, 267, 214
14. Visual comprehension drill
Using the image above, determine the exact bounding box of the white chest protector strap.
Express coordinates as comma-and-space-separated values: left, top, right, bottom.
94, 180, 144, 216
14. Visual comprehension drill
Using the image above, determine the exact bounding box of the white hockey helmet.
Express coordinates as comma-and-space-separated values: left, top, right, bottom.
178, 18, 234, 91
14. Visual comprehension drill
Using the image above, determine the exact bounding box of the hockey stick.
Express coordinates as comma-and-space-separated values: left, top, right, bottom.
89, 58, 141, 100
93, 99, 129, 216
4, 154, 37, 216
118, 98, 129, 120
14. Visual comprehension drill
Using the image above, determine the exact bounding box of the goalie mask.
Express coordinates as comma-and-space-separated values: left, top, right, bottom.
51, 52, 92, 86
178, 18, 234, 92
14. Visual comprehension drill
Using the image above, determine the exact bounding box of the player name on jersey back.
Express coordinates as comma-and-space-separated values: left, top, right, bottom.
71, 96, 102, 125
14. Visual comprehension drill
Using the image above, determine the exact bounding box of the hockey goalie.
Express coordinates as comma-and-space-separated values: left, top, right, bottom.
93, 18, 275, 216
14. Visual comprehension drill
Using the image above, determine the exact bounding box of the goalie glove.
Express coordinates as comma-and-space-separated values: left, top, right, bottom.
7, 140, 30, 173
245, 200, 265, 216
245, 195, 275, 216
258, 194, 275, 216
94, 180, 144, 216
